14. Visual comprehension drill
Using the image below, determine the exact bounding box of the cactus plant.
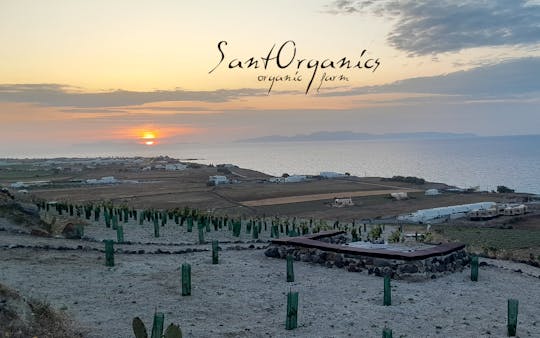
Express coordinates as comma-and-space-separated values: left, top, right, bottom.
151, 312, 164, 338
132, 316, 182, 338
164, 323, 183, 338
133, 317, 148, 338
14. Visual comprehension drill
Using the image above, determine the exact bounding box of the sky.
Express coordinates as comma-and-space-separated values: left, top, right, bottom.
1, 0, 540, 155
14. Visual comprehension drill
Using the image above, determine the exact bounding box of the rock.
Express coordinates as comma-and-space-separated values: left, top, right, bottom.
30, 228, 51, 238
264, 247, 280, 258
401, 264, 419, 274
18, 202, 40, 217
347, 264, 360, 272
334, 255, 344, 268
373, 258, 391, 267
61, 223, 81, 239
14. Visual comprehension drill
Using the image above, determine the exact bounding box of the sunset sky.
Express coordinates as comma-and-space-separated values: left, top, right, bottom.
1, 0, 540, 155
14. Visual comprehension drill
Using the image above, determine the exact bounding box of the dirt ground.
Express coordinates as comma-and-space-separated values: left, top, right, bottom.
1, 217, 539, 338
10, 163, 527, 221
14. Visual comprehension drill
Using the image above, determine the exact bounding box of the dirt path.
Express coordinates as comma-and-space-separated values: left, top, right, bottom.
240, 189, 423, 206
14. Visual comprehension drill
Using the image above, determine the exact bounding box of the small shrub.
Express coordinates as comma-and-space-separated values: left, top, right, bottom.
388, 230, 401, 243
496, 185, 515, 193
369, 225, 382, 240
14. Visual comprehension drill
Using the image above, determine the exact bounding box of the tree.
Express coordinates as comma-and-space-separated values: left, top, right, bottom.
497, 185, 515, 193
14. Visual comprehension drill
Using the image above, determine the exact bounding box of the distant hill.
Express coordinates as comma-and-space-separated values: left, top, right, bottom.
237, 131, 477, 143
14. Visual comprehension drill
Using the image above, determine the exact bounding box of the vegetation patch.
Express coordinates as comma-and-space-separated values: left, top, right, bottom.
0, 283, 84, 338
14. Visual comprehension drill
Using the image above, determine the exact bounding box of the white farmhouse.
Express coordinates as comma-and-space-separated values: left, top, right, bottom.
320, 171, 345, 178
86, 176, 118, 184
208, 175, 229, 185
398, 202, 496, 223
10, 182, 27, 188
284, 175, 307, 183
165, 163, 187, 171
425, 189, 440, 196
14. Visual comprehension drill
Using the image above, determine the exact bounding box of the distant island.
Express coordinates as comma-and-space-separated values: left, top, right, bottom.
236, 131, 477, 143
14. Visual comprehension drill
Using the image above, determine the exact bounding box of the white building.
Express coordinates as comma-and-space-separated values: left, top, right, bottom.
425, 189, 440, 196
208, 175, 229, 185
333, 197, 354, 207
398, 202, 496, 223
218, 163, 237, 168
165, 163, 187, 171
320, 171, 345, 178
390, 192, 408, 200
284, 175, 307, 183
10, 182, 27, 188
86, 176, 118, 184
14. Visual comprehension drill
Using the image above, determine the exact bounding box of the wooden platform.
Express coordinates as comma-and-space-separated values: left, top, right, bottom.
271, 230, 465, 261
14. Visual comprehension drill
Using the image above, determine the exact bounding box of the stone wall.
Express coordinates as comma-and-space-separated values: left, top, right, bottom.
265, 244, 470, 280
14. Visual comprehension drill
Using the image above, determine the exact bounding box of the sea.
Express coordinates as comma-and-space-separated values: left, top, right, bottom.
174, 135, 540, 194
3, 135, 540, 194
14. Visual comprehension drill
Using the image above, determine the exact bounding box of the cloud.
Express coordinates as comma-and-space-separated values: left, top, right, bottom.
320, 57, 540, 98
326, 0, 540, 55
0, 84, 266, 107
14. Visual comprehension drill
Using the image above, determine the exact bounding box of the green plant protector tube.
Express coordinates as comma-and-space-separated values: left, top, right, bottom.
383, 275, 391, 306
382, 327, 393, 338
104, 240, 114, 267
252, 224, 259, 239
116, 225, 124, 243
286, 255, 294, 282
198, 227, 205, 244
507, 298, 519, 336
212, 240, 219, 264
105, 211, 111, 228
151, 312, 165, 338
471, 255, 479, 282
182, 264, 191, 296
76, 224, 84, 238
112, 215, 118, 230
154, 221, 160, 238
285, 291, 298, 330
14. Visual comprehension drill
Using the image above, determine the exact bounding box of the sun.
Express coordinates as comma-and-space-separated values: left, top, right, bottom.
140, 131, 157, 145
